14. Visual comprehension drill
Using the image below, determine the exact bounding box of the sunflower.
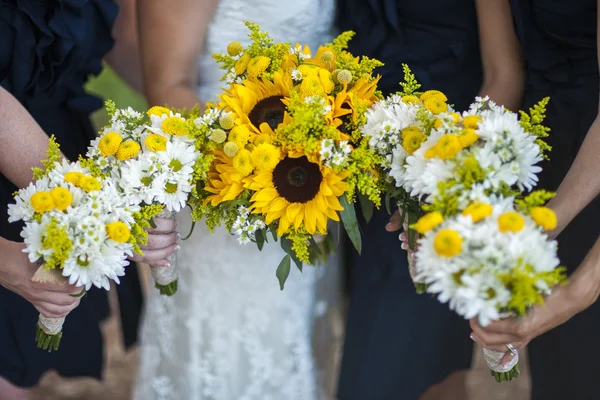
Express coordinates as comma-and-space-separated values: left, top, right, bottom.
204, 151, 247, 206
246, 155, 348, 235
219, 70, 294, 134
328, 75, 380, 137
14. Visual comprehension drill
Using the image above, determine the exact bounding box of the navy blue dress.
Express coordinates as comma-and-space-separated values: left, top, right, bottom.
0, 0, 142, 387
511, 1, 600, 398
336, 1, 480, 398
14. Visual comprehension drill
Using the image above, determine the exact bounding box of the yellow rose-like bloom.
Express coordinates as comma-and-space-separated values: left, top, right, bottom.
450, 112, 462, 124
209, 128, 227, 144
232, 149, 253, 177
414, 212, 444, 234
434, 135, 462, 160
423, 95, 449, 115
161, 116, 188, 136
228, 124, 252, 147
98, 131, 122, 157
458, 128, 480, 148
298, 64, 319, 77
401, 95, 420, 104
224, 141, 239, 157
530, 207, 557, 231
462, 115, 482, 129
498, 211, 526, 233
254, 133, 272, 145
433, 118, 443, 129
64, 171, 84, 186
462, 202, 493, 222
251, 143, 280, 171
335, 69, 353, 85
247, 56, 271, 79
145, 134, 168, 152
227, 41, 243, 56
116, 141, 141, 161
50, 187, 73, 211
30, 191, 55, 214
219, 113, 234, 130
434, 229, 463, 257
300, 75, 326, 96
106, 221, 131, 243
424, 146, 437, 159
79, 175, 101, 192
401, 126, 425, 154
234, 54, 251, 75
147, 106, 171, 118
420, 90, 448, 102
318, 69, 335, 94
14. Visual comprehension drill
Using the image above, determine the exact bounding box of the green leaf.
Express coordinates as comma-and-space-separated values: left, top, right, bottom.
276, 254, 291, 290
270, 224, 278, 242
340, 194, 362, 254
357, 192, 374, 223
256, 229, 265, 251
385, 191, 392, 215
149, 217, 157, 229
308, 236, 322, 256
407, 212, 419, 250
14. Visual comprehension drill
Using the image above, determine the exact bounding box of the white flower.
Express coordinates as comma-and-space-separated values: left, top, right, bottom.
157, 140, 199, 177
154, 175, 192, 212
291, 69, 302, 81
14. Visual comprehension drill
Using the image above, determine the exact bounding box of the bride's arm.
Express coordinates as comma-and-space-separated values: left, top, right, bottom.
137, 0, 220, 110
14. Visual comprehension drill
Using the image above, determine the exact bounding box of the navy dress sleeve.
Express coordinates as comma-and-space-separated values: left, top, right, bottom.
0, 0, 142, 387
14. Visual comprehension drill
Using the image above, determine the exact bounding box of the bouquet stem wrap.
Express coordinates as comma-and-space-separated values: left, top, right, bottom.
482, 347, 520, 383
401, 206, 426, 293
32, 267, 68, 352
149, 210, 179, 296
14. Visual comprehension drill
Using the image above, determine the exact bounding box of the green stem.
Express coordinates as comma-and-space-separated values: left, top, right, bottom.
36, 324, 62, 353
414, 282, 428, 294
155, 279, 178, 296
491, 364, 520, 383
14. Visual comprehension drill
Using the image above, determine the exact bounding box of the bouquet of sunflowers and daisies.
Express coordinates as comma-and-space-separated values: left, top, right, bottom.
86, 102, 202, 296
7, 138, 147, 351
188, 22, 385, 289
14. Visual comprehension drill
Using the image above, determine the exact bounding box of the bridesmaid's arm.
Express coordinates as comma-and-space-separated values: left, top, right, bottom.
475, 0, 525, 110
137, 0, 220, 109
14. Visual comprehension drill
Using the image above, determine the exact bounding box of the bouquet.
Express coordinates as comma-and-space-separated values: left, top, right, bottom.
8, 138, 145, 351
188, 22, 385, 289
412, 193, 565, 382
86, 102, 202, 295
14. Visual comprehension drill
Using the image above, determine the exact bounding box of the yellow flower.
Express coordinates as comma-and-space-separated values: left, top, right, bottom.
462, 202, 493, 222
458, 128, 479, 148
498, 212, 525, 233
98, 131, 122, 157
309, 45, 337, 71
209, 128, 227, 144
434, 135, 462, 160
401, 95, 420, 105
161, 116, 188, 136
318, 68, 335, 94
227, 41, 243, 56
116, 141, 141, 161
50, 187, 72, 211
30, 191, 55, 214
234, 54, 251, 75
433, 118, 443, 129
414, 212, 444, 234
423, 95, 448, 115
434, 229, 462, 257
298, 64, 319, 77
450, 112, 462, 124
424, 146, 437, 159
530, 207, 557, 231
64, 171, 84, 186
401, 127, 426, 154
79, 176, 101, 192
228, 124, 252, 147
232, 149, 253, 177
247, 56, 271, 79
335, 69, 353, 85
204, 151, 247, 206
106, 221, 131, 243
219, 113, 234, 130
147, 106, 171, 118
462, 115, 482, 129
254, 133, 272, 145
420, 90, 448, 102
251, 143, 280, 171
300, 75, 327, 96
223, 141, 239, 157
145, 134, 167, 152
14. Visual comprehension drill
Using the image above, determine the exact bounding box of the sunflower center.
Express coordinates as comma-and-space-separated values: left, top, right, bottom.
249, 96, 286, 130
273, 156, 322, 203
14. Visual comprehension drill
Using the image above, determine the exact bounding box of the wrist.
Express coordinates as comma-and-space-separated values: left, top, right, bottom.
566, 270, 600, 314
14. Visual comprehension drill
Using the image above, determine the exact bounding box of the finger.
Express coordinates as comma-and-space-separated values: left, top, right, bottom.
32, 280, 81, 294
36, 291, 79, 307
147, 217, 177, 234
136, 244, 180, 263
482, 318, 524, 336
35, 302, 73, 319
470, 320, 522, 348
145, 258, 171, 267
401, 242, 409, 251
386, 211, 402, 232
142, 231, 179, 251
399, 231, 408, 242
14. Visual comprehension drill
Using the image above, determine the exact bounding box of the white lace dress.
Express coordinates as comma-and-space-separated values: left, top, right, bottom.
133, 1, 343, 399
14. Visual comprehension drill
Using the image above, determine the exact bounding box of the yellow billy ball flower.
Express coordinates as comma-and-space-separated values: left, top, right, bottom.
414, 212, 444, 234
223, 141, 239, 157
401, 126, 425, 154
227, 41, 243, 56
147, 106, 171, 118
145, 134, 168, 152
251, 143, 281, 171
462, 115, 482, 129
401, 95, 420, 105
106, 221, 131, 243
434, 135, 462, 160
50, 187, 73, 211
462, 202, 493, 223
320, 51, 335, 64
434, 229, 463, 257
30, 191, 55, 214
232, 149, 254, 177
209, 128, 227, 144
79, 175, 101, 192
116, 140, 141, 161
234, 54, 251, 75
247, 56, 271, 79
423, 95, 449, 115
498, 211, 525, 233
161, 116, 188, 136
458, 128, 480, 148
530, 207, 557, 231
336, 69, 353, 85
218, 113, 234, 130
64, 171, 84, 186
98, 131, 122, 157
228, 124, 252, 147
420, 90, 448, 102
